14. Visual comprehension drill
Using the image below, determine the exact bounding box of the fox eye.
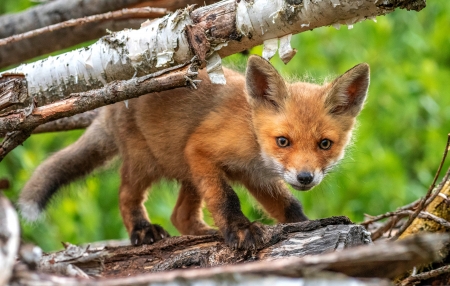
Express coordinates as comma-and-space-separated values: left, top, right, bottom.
276, 137, 290, 148
319, 139, 333, 150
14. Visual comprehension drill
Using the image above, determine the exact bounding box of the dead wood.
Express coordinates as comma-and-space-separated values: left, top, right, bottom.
0, 7, 169, 47
2, 0, 426, 107
33, 217, 362, 277
11, 230, 449, 285
0, 74, 28, 113
0, 130, 33, 162
32, 110, 99, 134
0, 193, 20, 286
0, 63, 199, 160
0, 0, 219, 69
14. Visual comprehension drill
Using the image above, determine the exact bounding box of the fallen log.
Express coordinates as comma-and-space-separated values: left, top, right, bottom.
33, 217, 367, 278
1, 190, 447, 285
11, 227, 448, 285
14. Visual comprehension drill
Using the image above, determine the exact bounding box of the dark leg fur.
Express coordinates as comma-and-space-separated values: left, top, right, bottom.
243, 180, 308, 223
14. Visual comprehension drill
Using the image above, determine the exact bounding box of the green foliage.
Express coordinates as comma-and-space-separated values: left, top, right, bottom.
2, 1, 450, 251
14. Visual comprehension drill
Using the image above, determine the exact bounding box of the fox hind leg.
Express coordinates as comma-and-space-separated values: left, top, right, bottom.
119, 159, 169, 246
171, 180, 218, 236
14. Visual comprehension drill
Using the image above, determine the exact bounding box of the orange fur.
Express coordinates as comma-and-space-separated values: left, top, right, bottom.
19, 56, 369, 250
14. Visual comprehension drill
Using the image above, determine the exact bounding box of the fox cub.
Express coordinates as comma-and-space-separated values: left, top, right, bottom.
19, 56, 369, 250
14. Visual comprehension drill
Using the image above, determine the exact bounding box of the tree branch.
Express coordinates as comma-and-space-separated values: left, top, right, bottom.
0, 0, 215, 38
1, 0, 426, 107
32, 110, 99, 134
0, 7, 169, 47
0, 63, 199, 159
0, 0, 219, 69
0, 130, 33, 162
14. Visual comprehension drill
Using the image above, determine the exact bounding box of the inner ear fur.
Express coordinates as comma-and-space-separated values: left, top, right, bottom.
325, 63, 370, 117
245, 55, 288, 108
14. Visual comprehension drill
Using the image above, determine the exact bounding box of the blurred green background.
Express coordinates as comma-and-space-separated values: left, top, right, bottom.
1, 1, 449, 252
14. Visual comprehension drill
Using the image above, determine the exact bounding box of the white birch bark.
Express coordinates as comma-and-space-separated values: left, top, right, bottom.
1, 0, 425, 107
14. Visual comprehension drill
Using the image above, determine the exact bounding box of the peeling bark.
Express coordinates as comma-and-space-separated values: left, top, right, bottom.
0, 63, 198, 160
0, 8, 168, 48
0, 0, 216, 38
0, 74, 28, 112
0, 0, 219, 69
1, 0, 426, 108
10, 230, 448, 286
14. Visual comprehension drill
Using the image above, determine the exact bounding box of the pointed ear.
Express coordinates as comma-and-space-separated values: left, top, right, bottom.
325, 63, 370, 117
245, 55, 288, 108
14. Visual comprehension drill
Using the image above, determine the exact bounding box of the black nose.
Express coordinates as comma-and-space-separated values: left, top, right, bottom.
297, 172, 314, 185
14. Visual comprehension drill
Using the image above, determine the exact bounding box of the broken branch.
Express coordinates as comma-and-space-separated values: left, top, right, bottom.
0, 63, 198, 159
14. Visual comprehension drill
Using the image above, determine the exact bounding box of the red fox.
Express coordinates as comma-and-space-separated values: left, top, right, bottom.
19, 56, 369, 250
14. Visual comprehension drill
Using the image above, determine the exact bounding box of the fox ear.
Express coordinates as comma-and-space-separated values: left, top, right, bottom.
245, 55, 288, 108
325, 63, 370, 117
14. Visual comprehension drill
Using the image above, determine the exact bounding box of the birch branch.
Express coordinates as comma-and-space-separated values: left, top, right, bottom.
0, 8, 169, 47
0, 0, 219, 69
1, 0, 426, 108
0, 63, 199, 160
0, 0, 215, 38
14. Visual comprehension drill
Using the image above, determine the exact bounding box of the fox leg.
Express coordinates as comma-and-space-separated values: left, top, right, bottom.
170, 180, 218, 235
119, 159, 169, 246
243, 180, 308, 223
186, 155, 268, 249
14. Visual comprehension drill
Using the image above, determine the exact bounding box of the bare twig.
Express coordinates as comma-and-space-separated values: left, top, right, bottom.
399, 265, 450, 286
0, 8, 168, 47
32, 110, 99, 134
391, 134, 450, 240
362, 211, 407, 227
416, 211, 450, 229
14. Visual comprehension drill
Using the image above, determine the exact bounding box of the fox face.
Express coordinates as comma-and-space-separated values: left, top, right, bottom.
246, 57, 369, 191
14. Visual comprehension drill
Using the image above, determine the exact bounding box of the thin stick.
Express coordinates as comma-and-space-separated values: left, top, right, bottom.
32, 110, 99, 134
400, 265, 450, 286
0, 7, 168, 47
391, 134, 450, 240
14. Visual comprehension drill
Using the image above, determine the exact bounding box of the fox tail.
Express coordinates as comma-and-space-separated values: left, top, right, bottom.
19, 113, 118, 221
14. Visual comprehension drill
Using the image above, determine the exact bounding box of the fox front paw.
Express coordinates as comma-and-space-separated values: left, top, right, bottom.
223, 221, 269, 250
130, 220, 170, 246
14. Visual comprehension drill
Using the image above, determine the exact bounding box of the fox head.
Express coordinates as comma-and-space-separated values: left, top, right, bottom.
245, 55, 369, 191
